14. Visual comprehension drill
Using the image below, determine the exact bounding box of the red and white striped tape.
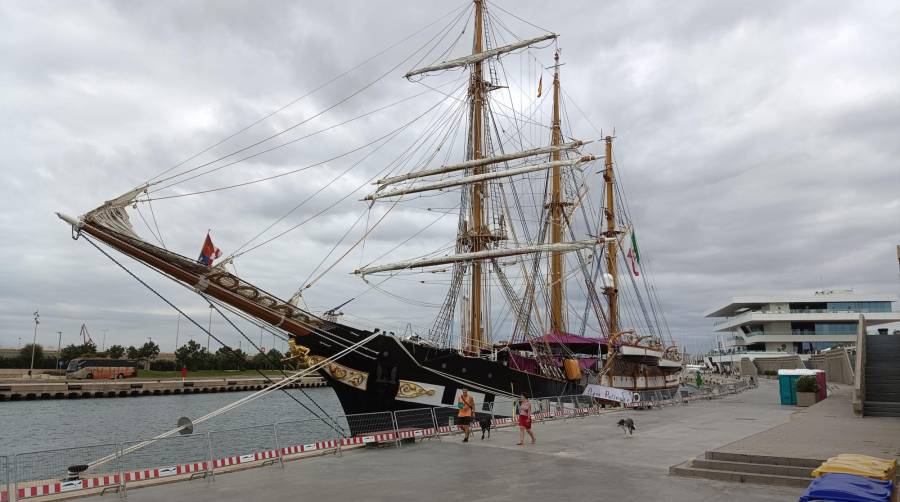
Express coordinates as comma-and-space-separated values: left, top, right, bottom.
280, 439, 341, 456
397, 428, 435, 439
17, 473, 121, 499
212, 454, 256, 469
176, 462, 208, 475
254, 450, 279, 461
339, 433, 397, 446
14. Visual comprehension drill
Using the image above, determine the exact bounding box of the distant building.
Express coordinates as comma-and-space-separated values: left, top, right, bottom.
705, 290, 900, 362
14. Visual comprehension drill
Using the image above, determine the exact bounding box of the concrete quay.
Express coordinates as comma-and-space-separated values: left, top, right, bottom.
121, 384, 810, 502
670, 381, 900, 487
0, 376, 326, 401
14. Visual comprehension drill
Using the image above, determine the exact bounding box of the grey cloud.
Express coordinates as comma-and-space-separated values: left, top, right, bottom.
1, 0, 899, 356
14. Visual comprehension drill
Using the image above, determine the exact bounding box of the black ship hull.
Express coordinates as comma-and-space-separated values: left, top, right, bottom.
296, 324, 579, 433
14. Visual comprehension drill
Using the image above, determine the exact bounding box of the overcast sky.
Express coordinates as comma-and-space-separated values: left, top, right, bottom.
1, 0, 898, 355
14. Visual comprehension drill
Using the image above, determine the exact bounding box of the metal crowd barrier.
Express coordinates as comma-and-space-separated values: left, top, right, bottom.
6, 393, 612, 501
624, 378, 758, 409
2, 455, 9, 502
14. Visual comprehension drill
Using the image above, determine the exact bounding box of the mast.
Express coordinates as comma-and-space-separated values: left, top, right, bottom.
467, 0, 486, 353
602, 136, 618, 334
548, 51, 565, 334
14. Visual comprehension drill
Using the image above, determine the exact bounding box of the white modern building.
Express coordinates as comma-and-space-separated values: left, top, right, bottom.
705, 290, 900, 363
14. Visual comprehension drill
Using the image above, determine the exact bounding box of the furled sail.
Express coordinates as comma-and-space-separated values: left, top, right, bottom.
365, 155, 597, 200
373, 140, 587, 187
354, 239, 612, 276
404, 33, 557, 78
79, 184, 149, 240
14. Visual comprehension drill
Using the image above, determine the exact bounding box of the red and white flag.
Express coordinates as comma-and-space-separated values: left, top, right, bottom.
626, 247, 640, 276
197, 233, 222, 267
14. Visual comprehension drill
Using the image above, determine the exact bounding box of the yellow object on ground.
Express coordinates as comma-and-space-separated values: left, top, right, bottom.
812, 453, 897, 481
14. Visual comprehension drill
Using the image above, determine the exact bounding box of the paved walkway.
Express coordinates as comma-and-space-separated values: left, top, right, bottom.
124, 384, 807, 502
715, 383, 900, 462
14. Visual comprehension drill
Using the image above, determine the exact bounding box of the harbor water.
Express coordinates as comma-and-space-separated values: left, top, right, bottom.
0, 387, 342, 457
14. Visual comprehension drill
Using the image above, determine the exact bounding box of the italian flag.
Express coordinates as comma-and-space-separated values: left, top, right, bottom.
627, 231, 640, 276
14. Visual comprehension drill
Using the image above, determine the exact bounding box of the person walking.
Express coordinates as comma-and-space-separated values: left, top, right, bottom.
457, 388, 476, 442
516, 393, 536, 445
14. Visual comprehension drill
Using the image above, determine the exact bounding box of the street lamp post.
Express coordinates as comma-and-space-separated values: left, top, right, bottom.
102, 329, 108, 351
56, 331, 62, 370
29, 310, 40, 378
174, 314, 181, 352
207, 304, 213, 353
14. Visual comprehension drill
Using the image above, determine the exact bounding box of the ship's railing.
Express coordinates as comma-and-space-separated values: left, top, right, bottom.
4, 394, 619, 501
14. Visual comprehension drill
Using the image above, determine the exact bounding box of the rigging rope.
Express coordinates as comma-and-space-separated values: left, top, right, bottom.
148, 83, 463, 196
76, 233, 349, 436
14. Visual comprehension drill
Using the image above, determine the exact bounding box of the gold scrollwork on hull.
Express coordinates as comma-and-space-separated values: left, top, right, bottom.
396, 380, 436, 399
308, 356, 368, 391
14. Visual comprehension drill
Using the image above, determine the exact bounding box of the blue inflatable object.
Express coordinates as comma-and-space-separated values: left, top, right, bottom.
799, 473, 893, 502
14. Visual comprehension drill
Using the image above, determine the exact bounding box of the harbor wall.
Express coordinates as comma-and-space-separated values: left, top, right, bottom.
0, 376, 326, 401
739, 358, 758, 377
805, 347, 854, 385
752, 355, 804, 374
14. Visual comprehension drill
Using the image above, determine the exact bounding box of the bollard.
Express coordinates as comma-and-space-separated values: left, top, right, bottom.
272, 424, 284, 469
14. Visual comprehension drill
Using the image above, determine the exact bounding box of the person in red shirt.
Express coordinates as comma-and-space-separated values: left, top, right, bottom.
516, 392, 536, 445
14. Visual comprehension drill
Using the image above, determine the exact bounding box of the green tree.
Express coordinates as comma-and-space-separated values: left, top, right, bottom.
19, 343, 43, 364
251, 348, 284, 370
126, 346, 139, 360
175, 340, 208, 371
60, 342, 96, 362
107, 345, 126, 359
137, 341, 160, 361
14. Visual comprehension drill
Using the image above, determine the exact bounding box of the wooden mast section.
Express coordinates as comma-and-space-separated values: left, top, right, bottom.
602, 136, 618, 334
548, 51, 566, 335
467, 0, 486, 354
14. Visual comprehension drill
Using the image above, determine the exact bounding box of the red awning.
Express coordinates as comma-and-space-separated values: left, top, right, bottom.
507, 332, 606, 352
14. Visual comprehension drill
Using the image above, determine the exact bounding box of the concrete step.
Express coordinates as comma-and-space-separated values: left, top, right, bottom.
669, 460, 811, 488
704, 451, 823, 468
690, 458, 815, 477
864, 401, 900, 417
864, 391, 900, 403
865, 368, 900, 375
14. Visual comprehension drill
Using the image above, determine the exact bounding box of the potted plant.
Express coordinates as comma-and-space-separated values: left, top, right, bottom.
796, 375, 820, 407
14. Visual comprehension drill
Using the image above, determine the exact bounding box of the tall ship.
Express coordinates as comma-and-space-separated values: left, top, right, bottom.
58, 0, 681, 423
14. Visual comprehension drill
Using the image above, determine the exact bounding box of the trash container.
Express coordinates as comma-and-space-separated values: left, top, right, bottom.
799, 473, 893, 502
778, 372, 798, 405
777, 369, 825, 405
813, 454, 898, 481
815, 370, 827, 401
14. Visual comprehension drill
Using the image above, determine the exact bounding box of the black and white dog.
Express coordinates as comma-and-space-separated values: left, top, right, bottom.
478, 417, 492, 440
616, 418, 636, 438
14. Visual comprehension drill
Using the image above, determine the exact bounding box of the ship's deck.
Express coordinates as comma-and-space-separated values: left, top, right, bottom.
121, 382, 815, 502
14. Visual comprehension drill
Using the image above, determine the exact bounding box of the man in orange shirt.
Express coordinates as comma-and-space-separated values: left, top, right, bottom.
457, 388, 476, 442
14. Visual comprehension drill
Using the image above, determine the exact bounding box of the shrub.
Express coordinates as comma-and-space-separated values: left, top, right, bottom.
149, 359, 178, 372
796, 375, 819, 393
